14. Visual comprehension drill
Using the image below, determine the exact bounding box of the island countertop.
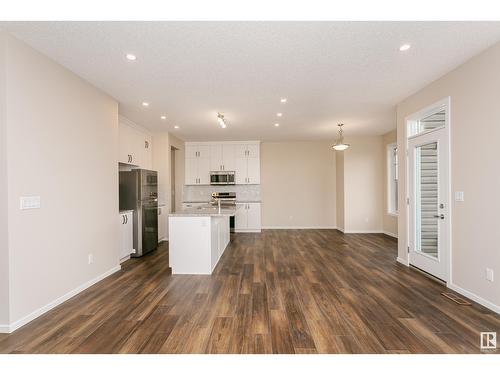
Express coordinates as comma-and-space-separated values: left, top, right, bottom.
169, 205, 238, 217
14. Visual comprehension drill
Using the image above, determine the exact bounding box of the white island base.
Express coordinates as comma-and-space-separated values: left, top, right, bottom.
168, 215, 230, 274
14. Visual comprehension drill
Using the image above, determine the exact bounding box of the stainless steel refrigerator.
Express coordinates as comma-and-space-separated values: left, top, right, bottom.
119, 169, 159, 257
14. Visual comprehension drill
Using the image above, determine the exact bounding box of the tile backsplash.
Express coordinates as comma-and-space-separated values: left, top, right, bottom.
183, 184, 261, 202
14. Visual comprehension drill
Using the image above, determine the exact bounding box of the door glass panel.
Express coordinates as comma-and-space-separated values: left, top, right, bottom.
415, 142, 438, 258
408, 109, 446, 137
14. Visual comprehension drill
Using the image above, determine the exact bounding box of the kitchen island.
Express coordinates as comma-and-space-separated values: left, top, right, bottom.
168, 205, 237, 274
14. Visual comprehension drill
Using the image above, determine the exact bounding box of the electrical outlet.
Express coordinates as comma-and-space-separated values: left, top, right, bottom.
455, 191, 464, 202
486, 268, 494, 282
88, 254, 94, 264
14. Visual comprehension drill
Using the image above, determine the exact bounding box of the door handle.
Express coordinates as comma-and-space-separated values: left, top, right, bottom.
433, 214, 445, 219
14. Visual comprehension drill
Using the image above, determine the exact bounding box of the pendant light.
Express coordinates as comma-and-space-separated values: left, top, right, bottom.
332, 123, 350, 151
217, 112, 227, 128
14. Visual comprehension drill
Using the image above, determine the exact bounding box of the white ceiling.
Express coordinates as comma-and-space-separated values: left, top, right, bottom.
2, 21, 500, 141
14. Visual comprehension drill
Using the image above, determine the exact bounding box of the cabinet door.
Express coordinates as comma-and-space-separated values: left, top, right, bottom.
143, 135, 153, 170
118, 123, 131, 164
234, 157, 247, 184
185, 157, 198, 185
234, 204, 248, 229
234, 144, 248, 158
197, 157, 211, 185
246, 203, 261, 230
246, 157, 260, 184
222, 144, 236, 171
185, 145, 198, 159
197, 145, 210, 159
210, 144, 223, 171
119, 213, 134, 260
246, 143, 260, 158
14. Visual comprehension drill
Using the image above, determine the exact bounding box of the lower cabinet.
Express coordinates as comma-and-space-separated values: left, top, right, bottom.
119, 211, 134, 262
235, 202, 261, 232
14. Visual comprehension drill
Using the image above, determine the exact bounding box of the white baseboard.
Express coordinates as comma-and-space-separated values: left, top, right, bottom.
0, 324, 9, 333
341, 229, 384, 234
4, 265, 121, 334
448, 283, 500, 315
261, 226, 337, 230
396, 256, 409, 266
235, 229, 262, 233
383, 231, 398, 238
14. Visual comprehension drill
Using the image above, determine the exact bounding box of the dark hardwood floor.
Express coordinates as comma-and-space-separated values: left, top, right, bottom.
0, 230, 498, 354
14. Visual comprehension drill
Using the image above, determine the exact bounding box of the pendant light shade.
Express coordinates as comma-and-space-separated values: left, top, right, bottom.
217, 112, 227, 128
332, 123, 350, 151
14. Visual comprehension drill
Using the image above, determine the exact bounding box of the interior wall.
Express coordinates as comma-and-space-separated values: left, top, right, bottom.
169, 133, 185, 213
4, 33, 120, 324
0, 32, 10, 328
152, 132, 184, 240
397, 41, 500, 311
335, 151, 345, 231
261, 141, 336, 228
382, 130, 398, 237
343, 136, 384, 232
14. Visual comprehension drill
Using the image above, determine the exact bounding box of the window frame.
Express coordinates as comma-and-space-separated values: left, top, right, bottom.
387, 142, 398, 216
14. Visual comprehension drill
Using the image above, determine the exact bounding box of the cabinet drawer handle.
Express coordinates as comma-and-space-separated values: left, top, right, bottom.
125, 215, 128, 224
122, 215, 125, 224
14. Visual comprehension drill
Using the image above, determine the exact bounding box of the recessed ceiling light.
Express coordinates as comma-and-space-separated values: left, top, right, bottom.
160, 115, 166, 120
274, 123, 280, 127
142, 102, 149, 107
174, 125, 179, 129
277, 113, 283, 117
126, 54, 137, 61
280, 98, 287, 103
399, 44, 411, 52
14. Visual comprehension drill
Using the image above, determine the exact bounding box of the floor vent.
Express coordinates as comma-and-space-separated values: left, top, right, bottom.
441, 292, 472, 305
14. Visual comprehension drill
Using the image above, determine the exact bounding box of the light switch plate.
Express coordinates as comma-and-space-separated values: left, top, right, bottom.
486, 268, 494, 282
455, 191, 464, 202
20, 196, 41, 210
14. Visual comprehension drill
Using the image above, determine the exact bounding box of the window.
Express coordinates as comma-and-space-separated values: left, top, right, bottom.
407, 108, 446, 137
387, 143, 398, 215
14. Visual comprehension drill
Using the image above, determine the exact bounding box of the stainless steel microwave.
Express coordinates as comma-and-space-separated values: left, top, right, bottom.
210, 171, 235, 185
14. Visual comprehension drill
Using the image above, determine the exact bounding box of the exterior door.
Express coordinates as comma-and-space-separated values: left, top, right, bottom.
408, 127, 449, 281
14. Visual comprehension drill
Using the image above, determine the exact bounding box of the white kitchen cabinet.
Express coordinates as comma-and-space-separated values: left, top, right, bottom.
234, 144, 260, 184
185, 141, 260, 185
119, 118, 153, 169
209, 144, 236, 171
185, 145, 210, 185
119, 211, 134, 262
246, 203, 262, 230
235, 202, 261, 232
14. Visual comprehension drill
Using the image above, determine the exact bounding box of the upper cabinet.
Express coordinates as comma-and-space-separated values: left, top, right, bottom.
234, 143, 260, 185
185, 141, 260, 185
185, 145, 210, 185
209, 144, 236, 171
118, 117, 153, 170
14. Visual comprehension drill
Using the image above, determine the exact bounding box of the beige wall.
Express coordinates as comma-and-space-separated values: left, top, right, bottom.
153, 132, 184, 240
261, 141, 336, 228
335, 151, 345, 231
342, 136, 384, 232
382, 130, 398, 237
0, 32, 9, 327
397, 41, 500, 311
3, 33, 120, 325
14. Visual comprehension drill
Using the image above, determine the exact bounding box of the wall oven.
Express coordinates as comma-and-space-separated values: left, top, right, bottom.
210, 171, 235, 185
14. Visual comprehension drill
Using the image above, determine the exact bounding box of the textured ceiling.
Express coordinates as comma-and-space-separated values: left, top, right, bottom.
2, 21, 500, 141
